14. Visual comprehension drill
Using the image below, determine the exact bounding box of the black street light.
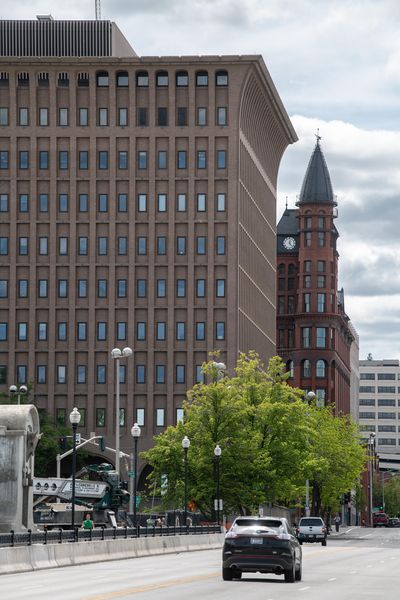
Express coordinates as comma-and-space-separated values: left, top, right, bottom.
69, 407, 81, 539
214, 444, 222, 525
131, 422, 141, 528
182, 436, 190, 527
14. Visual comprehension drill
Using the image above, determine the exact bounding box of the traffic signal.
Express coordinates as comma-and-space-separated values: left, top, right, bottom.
59, 436, 67, 451
99, 436, 106, 452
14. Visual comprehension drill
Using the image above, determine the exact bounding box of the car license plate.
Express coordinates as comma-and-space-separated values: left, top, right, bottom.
250, 537, 263, 544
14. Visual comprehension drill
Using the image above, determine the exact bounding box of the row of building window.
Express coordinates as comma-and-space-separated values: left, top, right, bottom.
359, 386, 400, 393
55, 405, 184, 429
286, 358, 328, 378
0, 234, 226, 258
360, 425, 400, 432
0, 277, 221, 300
0, 69, 229, 89
278, 327, 331, 349
359, 412, 399, 419
0, 192, 227, 215
0, 320, 226, 343
359, 399, 400, 406
0, 106, 229, 128
0, 363, 204, 387
360, 372, 399, 380
0, 148, 228, 171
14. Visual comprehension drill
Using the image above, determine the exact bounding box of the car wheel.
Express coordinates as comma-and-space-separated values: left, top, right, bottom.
232, 569, 242, 580
322, 539, 327, 546
295, 562, 302, 581
284, 561, 296, 583
222, 567, 233, 581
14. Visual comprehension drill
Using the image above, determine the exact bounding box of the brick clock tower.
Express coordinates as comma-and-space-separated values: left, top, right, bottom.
276, 138, 353, 414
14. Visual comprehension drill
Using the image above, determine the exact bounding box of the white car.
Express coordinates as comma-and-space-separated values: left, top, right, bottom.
296, 517, 327, 546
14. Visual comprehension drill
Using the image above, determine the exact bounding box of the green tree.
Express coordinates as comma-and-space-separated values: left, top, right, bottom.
382, 474, 400, 516
142, 353, 367, 518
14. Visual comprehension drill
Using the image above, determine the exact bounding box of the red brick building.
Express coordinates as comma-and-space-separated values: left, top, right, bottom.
276, 138, 353, 414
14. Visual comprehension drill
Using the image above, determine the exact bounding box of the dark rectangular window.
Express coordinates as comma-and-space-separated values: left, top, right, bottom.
137, 279, 147, 298
98, 279, 107, 298
177, 107, 187, 126
137, 322, 146, 340
157, 279, 166, 297
118, 107, 128, 126
38, 151, 49, 169
138, 151, 148, 169
118, 279, 127, 297
177, 151, 187, 169
196, 279, 206, 297
197, 150, 206, 169
157, 107, 168, 126
98, 194, 108, 212
216, 322, 225, 340
0, 151, 8, 169
118, 193, 128, 212
216, 236, 225, 255
177, 236, 186, 255
176, 365, 186, 384
59, 194, 68, 213
18, 279, 29, 298
118, 151, 128, 169
19, 151, 29, 169
79, 107, 88, 126
157, 236, 167, 255
38, 194, 48, 212
156, 322, 166, 340
57, 322, 67, 340
158, 151, 167, 169
176, 279, 186, 298
137, 107, 148, 126
196, 236, 206, 255
98, 151, 108, 169
0, 193, 9, 212
217, 150, 227, 169
216, 279, 226, 297
196, 322, 205, 341
156, 365, 166, 384
79, 194, 88, 212
176, 322, 186, 340
137, 236, 147, 255
78, 279, 88, 297
118, 237, 127, 255
79, 151, 88, 169
59, 151, 68, 170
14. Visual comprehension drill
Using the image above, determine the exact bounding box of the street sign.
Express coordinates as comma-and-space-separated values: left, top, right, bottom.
214, 499, 223, 510
135, 495, 140, 507
75, 433, 81, 445
33, 477, 108, 498
128, 471, 136, 477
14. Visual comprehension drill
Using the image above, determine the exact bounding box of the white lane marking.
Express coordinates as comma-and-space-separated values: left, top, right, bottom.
350, 571, 357, 574
380, 560, 385, 563
328, 577, 337, 582
299, 587, 311, 591
367, 565, 373, 568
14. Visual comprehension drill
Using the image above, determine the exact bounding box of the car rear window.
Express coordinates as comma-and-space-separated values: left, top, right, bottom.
299, 518, 323, 526
234, 519, 283, 528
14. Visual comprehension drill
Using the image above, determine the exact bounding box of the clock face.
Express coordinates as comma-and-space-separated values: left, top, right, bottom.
283, 236, 296, 250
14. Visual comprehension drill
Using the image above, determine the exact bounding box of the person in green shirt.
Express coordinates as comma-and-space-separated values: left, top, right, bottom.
81, 513, 94, 530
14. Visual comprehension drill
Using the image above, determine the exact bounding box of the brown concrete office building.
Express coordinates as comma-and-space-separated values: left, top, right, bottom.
0, 18, 297, 468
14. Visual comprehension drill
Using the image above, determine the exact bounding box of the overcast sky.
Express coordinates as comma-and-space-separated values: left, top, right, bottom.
3, 0, 400, 360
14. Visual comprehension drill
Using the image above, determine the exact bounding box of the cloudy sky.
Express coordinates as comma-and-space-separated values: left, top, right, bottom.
3, 0, 400, 359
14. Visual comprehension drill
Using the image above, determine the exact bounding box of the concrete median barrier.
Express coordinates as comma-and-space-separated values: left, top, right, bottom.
0, 533, 225, 575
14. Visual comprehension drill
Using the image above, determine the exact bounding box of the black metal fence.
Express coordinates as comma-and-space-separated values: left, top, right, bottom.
0, 524, 221, 548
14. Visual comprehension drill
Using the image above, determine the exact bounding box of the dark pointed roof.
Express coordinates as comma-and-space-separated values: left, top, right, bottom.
277, 208, 298, 235
297, 139, 336, 206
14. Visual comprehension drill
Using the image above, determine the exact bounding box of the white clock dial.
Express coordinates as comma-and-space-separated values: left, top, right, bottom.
283, 236, 296, 250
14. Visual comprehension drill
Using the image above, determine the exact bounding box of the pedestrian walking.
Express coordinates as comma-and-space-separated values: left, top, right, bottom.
81, 513, 95, 530
334, 514, 340, 532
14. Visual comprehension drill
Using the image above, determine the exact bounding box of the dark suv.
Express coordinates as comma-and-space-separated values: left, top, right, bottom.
222, 516, 302, 583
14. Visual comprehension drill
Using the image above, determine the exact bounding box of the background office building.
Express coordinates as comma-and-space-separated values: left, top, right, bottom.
359, 359, 400, 470
0, 18, 297, 469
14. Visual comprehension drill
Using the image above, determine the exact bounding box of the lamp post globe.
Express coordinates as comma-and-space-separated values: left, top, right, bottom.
69, 407, 81, 538
130, 422, 141, 525
9, 384, 28, 405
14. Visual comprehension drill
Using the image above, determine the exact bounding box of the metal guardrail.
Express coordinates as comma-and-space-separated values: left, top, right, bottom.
0, 524, 221, 548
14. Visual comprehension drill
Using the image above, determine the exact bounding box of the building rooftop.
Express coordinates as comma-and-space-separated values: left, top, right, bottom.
297, 138, 336, 206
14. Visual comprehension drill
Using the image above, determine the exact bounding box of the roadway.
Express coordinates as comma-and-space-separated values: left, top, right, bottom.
2, 527, 400, 599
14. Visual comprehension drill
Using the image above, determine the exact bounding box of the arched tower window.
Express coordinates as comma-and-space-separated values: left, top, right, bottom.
302, 359, 311, 378
316, 359, 326, 378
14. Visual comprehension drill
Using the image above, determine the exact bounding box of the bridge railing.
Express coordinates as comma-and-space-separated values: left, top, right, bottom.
0, 524, 222, 548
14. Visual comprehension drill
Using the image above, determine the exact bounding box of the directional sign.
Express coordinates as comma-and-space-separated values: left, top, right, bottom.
128, 471, 136, 477
33, 477, 108, 498
214, 499, 223, 510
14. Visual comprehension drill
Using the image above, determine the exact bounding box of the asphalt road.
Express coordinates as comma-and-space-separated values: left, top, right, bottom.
2, 527, 400, 600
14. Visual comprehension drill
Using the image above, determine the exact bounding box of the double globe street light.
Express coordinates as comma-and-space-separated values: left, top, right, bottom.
214, 444, 222, 525
111, 347, 133, 478
130, 422, 141, 527
182, 436, 190, 527
9, 384, 28, 405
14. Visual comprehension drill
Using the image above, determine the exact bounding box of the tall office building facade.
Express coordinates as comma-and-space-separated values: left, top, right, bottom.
359, 359, 400, 469
0, 18, 296, 472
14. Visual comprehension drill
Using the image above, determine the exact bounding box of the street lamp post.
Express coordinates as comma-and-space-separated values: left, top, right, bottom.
69, 407, 81, 539
369, 432, 376, 527
130, 422, 141, 526
182, 436, 190, 527
212, 361, 226, 382
111, 347, 133, 479
9, 384, 28, 405
214, 444, 222, 525
305, 391, 316, 518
